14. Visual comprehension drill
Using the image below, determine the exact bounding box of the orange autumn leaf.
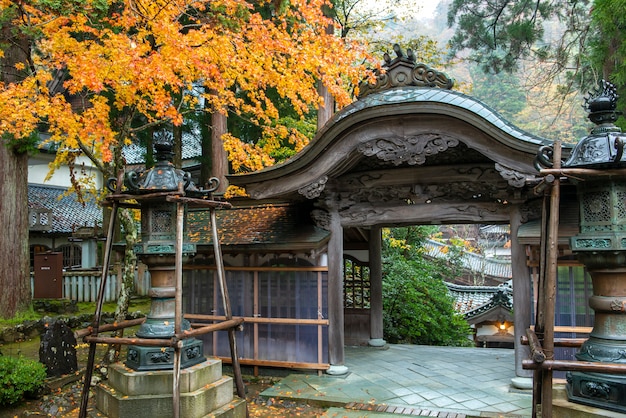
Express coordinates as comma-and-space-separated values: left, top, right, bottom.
0, 0, 374, 179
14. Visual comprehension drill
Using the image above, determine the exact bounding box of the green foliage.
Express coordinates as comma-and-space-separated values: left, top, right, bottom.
469, 67, 526, 122
382, 227, 472, 346
0, 356, 46, 407
447, 0, 590, 75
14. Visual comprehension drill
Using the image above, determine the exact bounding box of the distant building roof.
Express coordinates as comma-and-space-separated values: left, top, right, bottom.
423, 239, 512, 281
446, 281, 513, 321
28, 184, 102, 234
479, 225, 510, 235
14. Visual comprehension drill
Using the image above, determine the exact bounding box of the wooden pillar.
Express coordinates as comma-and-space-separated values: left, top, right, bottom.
510, 205, 533, 378
368, 226, 385, 346
327, 209, 347, 374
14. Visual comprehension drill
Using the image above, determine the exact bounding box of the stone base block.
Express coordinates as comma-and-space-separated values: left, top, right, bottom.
107, 358, 222, 396
95, 360, 246, 418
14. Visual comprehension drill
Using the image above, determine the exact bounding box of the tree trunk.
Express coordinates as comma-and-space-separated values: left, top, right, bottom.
0, 145, 31, 318
0, 11, 32, 318
210, 111, 228, 193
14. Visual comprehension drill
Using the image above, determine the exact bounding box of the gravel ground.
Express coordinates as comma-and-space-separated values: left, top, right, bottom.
1, 372, 327, 418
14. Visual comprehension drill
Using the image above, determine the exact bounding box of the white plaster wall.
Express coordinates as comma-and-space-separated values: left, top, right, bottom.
28, 154, 103, 189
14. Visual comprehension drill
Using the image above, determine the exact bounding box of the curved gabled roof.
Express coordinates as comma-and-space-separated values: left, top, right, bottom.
229, 84, 555, 201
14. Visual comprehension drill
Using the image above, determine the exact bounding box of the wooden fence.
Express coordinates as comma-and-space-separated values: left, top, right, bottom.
184, 266, 330, 371
30, 266, 151, 302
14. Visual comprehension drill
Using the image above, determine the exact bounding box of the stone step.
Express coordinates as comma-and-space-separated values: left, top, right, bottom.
202, 398, 247, 418
95, 359, 244, 418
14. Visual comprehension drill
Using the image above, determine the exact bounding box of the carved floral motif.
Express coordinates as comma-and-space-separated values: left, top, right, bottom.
358, 134, 459, 166
298, 176, 328, 199
310, 209, 331, 230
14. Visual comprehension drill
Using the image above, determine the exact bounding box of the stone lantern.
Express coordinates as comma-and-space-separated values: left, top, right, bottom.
122, 138, 205, 371
544, 80, 626, 412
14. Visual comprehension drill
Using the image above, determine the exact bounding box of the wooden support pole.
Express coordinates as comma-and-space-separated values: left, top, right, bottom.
210, 207, 247, 416
79, 191, 119, 418
82, 319, 244, 346
173, 200, 184, 418
521, 336, 587, 348
523, 359, 626, 374
532, 194, 549, 418
83, 335, 178, 347
74, 317, 146, 339
526, 329, 546, 364
541, 140, 562, 418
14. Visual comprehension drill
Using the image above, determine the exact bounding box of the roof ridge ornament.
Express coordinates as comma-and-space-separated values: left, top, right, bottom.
358, 43, 454, 99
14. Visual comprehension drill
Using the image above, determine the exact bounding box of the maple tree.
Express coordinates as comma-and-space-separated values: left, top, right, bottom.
0, 0, 372, 317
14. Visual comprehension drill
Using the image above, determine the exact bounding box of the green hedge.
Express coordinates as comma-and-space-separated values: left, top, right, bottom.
0, 356, 46, 406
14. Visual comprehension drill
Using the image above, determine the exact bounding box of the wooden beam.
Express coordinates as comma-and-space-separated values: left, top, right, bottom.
186, 315, 328, 326
339, 202, 511, 227
219, 356, 329, 371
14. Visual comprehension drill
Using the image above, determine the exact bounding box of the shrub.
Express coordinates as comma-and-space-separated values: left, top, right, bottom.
0, 356, 47, 407
382, 227, 473, 347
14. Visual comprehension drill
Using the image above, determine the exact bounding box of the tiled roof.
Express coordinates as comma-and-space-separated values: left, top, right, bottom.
335, 87, 555, 148
123, 132, 202, 165
446, 281, 513, 319
187, 204, 330, 250
423, 239, 512, 280
28, 184, 102, 234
